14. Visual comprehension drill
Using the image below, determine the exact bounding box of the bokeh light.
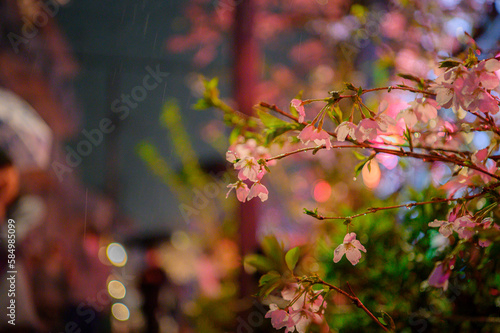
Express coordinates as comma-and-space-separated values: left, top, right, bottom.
106, 243, 127, 267
313, 180, 332, 202
108, 280, 126, 299
111, 303, 130, 321
362, 160, 381, 189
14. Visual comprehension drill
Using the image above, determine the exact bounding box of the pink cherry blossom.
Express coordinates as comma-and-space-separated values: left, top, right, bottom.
478, 239, 492, 248
234, 156, 260, 182
428, 213, 476, 239
467, 90, 498, 114
374, 113, 396, 132
228, 137, 274, 164
479, 71, 499, 90
335, 121, 357, 141
226, 181, 249, 202
356, 119, 378, 142
298, 124, 332, 149
453, 216, 476, 240
428, 219, 454, 237
291, 99, 306, 123
333, 232, 367, 265
267, 285, 327, 333
432, 59, 500, 114
247, 182, 269, 202
226, 150, 238, 163
471, 148, 488, 164
428, 259, 455, 290
412, 98, 440, 122
265, 304, 292, 330
480, 217, 500, 230
397, 107, 418, 128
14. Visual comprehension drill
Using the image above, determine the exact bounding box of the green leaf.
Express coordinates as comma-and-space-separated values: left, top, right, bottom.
285, 247, 300, 271
303, 208, 318, 217
192, 98, 211, 110
229, 128, 241, 144
244, 254, 274, 272
377, 311, 396, 331
327, 105, 343, 124
262, 235, 284, 267
353, 151, 367, 161
264, 123, 301, 145
258, 110, 290, 128
345, 82, 357, 91
206, 77, 219, 90
354, 154, 375, 177
397, 73, 422, 83
259, 270, 281, 286
439, 59, 461, 69
258, 271, 283, 298
404, 126, 413, 152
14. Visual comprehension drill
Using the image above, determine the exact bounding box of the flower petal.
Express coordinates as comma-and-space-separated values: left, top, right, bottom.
351, 240, 366, 252
345, 249, 362, 265
333, 244, 346, 263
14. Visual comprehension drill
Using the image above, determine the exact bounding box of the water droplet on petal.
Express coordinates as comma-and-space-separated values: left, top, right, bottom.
353, 177, 357, 181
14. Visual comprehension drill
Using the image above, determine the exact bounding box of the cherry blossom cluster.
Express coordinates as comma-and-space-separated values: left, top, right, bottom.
220, 54, 500, 331
432, 58, 500, 115
427, 207, 499, 290
226, 138, 274, 202
292, 99, 334, 149
265, 284, 327, 333
429, 207, 499, 247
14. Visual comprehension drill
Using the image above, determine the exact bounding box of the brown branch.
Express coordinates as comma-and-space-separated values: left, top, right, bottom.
302, 278, 389, 331
313, 182, 500, 221
258, 102, 301, 123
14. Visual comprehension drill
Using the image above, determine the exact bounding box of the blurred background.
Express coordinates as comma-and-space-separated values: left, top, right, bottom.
0, 0, 499, 332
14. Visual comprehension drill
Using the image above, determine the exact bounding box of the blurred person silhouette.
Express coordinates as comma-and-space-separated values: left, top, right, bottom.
0, 149, 45, 331
139, 247, 170, 333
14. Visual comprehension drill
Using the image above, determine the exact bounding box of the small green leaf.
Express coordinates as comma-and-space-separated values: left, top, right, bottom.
285, 247, 300, 271
439, 59, 461, 69
258, 273, 282, 298
264, 123, 301, 145
262, 235, 284, 267
377, 311, 396, 331
345, 82, 357, 91
206, 77, 219, 90
327, 105, 343, 124
192, 98, 211, 110
397, 73, 422, 83
303, 208, 318, 217
229, 128, 241, 144
244, 254, 274, 272
259, 270, 281, 287
258, 110, 290, 128
353, 151, 366, 160
354, 154, 375, 177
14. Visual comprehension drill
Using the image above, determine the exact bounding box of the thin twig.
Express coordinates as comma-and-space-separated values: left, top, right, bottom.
303, 278, 389, 331
313, 182, 500, 221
